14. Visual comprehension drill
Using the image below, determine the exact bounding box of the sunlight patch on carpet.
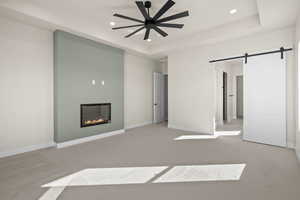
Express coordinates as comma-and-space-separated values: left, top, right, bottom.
40, 164, 246, 199
42, 166, 168, 187
175, 130, 241, 140
153, 164, 246, 183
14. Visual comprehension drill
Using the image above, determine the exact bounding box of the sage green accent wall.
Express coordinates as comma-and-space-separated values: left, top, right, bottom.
54, 30, 124, 143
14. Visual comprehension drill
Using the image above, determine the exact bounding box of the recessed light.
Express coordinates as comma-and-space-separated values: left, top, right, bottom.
110, 21, 116, 26
147, 38, 152, 42
230, 9, 237, 14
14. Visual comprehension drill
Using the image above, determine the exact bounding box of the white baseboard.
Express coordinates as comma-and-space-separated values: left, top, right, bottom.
168, 124, 213, 135
216, 121, 224, 127
287, 142, 295, 149
126, 121, 153, 130
56, 129, 125, 149
0, 142, 56, 158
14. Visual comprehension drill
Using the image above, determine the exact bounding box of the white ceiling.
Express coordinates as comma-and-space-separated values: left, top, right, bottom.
0, 0, 299, 58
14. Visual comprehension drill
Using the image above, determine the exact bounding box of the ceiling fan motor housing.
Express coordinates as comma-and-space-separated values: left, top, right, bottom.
145, 19, 155, 26
144, 1, 152, 9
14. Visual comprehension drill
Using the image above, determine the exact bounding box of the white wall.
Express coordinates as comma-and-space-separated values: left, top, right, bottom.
0, 17, 54, 157
168, 27, 296, 147
168, 50, 215, 134
0, 17, 162, 157
296, 15, 300, 160
124, 53, 161, 129
161, 60, 168, 75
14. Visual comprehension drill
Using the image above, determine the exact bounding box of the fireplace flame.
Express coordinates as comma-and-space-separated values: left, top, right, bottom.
84, 118, 106, 125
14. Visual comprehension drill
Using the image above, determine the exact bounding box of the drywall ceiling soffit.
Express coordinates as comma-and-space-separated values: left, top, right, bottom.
0, 5, 151, 56
0, 0, 259, 56
256, 0, 300, 28
150, 0, 300, 55
0, 0, 298, 58
148, 15, 263, 56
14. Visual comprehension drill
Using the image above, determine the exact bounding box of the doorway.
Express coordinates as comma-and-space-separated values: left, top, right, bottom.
214, 61, 244, 135
214, 52, 287, 148
236, 76, 243, 119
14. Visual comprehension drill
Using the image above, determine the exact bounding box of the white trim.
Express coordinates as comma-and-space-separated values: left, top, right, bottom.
168, 124, 213, 135
126, 121, 153, 130
56, 129, 125, 149
0, 142, 56, 158
287, 142, 295, 149
216, 120, 224, 127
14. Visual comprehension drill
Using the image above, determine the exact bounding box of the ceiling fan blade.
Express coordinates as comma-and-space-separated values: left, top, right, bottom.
112, 24, 144, 30
152, 26, 168, 37
144, 27, 151, 40
113, 13, 144, 23
156, 11, 189, 23
156, 23, 184, 28
152, 0, 175, 21
136, 1, 150, 20
125, 26, 145, 38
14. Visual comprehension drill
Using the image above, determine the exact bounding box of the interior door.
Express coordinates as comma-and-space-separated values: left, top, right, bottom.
236, 76, 243, 118
164, 75, 168, 121
153, 72, 165, 123
223, 72, 228, 121
243, 53, 286, 147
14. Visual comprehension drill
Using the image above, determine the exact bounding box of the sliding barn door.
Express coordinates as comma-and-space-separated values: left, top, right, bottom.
243, 53, 286, 147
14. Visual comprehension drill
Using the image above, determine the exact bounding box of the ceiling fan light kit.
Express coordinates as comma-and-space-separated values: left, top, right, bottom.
112, 0, 189, 40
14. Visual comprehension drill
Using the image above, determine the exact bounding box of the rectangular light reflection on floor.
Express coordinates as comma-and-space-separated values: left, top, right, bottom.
215, 130, 241, 136
153, 164, 246, 183
174, 135, 218, 140
43, 166, 168, 187
175, 131, 241, 141
40, 165, 246, 199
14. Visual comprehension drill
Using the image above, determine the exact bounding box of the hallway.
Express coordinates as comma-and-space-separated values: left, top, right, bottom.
216, 119, 243, 133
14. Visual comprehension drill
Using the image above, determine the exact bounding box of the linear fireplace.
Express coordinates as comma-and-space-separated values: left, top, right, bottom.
80, 103, 111, 128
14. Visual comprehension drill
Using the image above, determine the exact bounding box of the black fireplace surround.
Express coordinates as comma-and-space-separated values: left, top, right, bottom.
80, 103, 111, 128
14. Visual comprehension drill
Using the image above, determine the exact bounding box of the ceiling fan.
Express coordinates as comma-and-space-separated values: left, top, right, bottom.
112, 0, 189, 40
